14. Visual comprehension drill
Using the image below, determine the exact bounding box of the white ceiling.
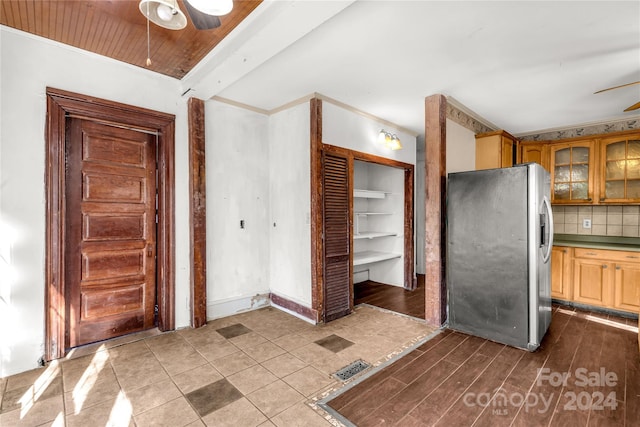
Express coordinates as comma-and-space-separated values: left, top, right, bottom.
183, 0, 640, 137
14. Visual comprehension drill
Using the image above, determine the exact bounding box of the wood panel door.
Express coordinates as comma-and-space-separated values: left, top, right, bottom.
322, 152, 352, 322
65, 119, 157, 348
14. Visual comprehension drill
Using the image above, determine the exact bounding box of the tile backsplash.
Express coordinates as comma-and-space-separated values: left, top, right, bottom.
552, 205, 640, 237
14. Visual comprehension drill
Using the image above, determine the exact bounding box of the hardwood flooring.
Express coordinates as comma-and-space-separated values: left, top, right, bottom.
354, 275, 425, 319
327, 305, 639, 426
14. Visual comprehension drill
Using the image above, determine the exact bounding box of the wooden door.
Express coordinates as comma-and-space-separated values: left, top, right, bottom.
322, 152, 352, 322
65, 118, 157, 348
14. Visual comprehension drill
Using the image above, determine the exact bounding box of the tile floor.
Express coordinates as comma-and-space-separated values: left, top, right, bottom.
0, 305, 436, 426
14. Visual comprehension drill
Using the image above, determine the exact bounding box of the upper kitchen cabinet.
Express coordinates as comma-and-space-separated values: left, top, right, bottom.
475, 130, 517, 170
520, 142, 549, 171
549, 140, 595, 204
598, 134, 640, 203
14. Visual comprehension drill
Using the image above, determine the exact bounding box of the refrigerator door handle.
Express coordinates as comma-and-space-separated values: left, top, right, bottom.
542, 196, 554, 263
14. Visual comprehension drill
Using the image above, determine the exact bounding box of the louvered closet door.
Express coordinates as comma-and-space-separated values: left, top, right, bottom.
322, 152, 352, 322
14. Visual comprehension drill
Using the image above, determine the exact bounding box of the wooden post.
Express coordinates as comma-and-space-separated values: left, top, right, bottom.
188, 97, 207, 328
424, 94, 447, 326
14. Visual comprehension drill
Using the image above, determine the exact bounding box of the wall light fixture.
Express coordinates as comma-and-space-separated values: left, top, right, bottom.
378, 129, 402, 150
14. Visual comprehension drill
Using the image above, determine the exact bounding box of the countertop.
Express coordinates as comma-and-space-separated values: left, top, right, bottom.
554, 234, 640, 252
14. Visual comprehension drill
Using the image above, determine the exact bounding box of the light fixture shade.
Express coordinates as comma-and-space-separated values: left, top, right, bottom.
139, 0, 187, 30
186, 0, 234, 16
388, 135, 402, 150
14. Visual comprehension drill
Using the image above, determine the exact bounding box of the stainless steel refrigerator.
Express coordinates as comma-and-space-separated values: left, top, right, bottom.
446, 163, 553, 351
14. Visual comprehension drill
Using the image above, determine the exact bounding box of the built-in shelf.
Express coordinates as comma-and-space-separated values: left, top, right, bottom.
353, 250, 401, 266
354, 212, 393, 216
353, 231, 397, 240
354, 189, 389, 199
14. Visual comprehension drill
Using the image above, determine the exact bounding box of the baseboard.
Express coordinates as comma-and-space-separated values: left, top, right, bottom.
270, 292, 318, 324
206, 292, 271, 320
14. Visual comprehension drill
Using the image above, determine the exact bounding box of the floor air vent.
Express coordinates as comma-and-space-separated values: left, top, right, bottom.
333, 360, 370, 381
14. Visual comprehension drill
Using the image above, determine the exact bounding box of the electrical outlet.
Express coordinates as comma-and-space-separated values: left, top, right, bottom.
583, 218, 591, 229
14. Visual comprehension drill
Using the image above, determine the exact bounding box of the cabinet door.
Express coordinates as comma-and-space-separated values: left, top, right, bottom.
613, 262, 640, 312
322, 152, 352, 322
501, 136, 514, 167
573, 258, 611, 307
521, 143, 549, 171
550, 141, 594, 204
551, 246, 571, 300
599, 136, 640, 203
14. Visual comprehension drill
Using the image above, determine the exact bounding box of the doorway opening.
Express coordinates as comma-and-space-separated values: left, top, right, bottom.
352, 159, 424, 319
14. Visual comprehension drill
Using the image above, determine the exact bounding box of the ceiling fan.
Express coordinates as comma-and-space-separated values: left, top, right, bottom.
594, 80, 640, 112
139, 0, 233, 31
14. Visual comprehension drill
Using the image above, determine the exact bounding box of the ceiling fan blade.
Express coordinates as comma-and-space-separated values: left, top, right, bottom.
594, 80, 640, 94
623, 100, 640, 112
183, 0, 221, 30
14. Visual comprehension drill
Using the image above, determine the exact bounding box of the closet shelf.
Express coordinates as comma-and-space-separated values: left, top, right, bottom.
353, 251, 401, 266
354, 232, 397, 240
353, 189, 390, 199
354, 212, 393, 216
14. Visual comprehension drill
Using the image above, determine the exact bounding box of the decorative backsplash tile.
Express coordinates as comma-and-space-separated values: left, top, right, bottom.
552, 205, 640, 237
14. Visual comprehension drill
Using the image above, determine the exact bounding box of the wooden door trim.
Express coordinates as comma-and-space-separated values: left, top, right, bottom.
322, 144, 415, 291
45, 87, 176, 360
309, 98, 415, 322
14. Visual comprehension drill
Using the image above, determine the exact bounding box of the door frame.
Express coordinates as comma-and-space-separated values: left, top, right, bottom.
45, 87, 176, 360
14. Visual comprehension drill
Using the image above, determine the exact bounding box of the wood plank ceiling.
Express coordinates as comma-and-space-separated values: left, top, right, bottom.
0, 0, 262, 79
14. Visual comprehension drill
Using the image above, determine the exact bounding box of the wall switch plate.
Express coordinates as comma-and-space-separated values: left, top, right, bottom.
583, 218, 591, 229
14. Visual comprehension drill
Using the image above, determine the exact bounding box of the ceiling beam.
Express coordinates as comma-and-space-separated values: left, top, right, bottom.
180, 0, 355, 100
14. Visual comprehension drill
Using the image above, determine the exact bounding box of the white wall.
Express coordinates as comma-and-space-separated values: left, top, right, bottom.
0, 28, 190, 377
269, 103, 312, 307
322, 102, 417, 165
205, 101, 271, 318
446, 119, 476, 173
415, 119, 476, 274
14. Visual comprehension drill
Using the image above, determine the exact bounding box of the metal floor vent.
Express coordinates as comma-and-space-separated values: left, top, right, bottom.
333, 360, 370, 381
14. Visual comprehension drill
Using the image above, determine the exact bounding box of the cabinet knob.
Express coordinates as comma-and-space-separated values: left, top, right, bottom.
599, 198, 605, 202
602, 264, 607, 268
616, 266, 621, 270
626, 255, 639, 259
563, 249, 567, 253
587, 198, 592, 202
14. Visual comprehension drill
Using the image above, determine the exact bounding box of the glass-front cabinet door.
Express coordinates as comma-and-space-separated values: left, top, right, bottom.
599, 136, 640, 203
549, 141, 594, 204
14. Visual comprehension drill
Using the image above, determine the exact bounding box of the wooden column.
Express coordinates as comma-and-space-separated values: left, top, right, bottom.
424, 94, 447, 326
310, 97, 323, 323
188, 97, 207, 328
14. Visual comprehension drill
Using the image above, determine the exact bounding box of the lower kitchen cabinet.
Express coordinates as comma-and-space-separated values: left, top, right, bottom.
572, 257, 612, 308
551, 246, 572, 300
614, 262, 640, 312
570, 247, 640, 313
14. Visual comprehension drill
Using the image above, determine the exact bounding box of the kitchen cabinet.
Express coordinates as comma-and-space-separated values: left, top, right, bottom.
598, 135, 640, 203
551, 246, 572, 300
520, 142, 549, 171
572, 248, 640, 313
549, 140, 595, 204
614, 262, 640, 312
475, 130, 517, 170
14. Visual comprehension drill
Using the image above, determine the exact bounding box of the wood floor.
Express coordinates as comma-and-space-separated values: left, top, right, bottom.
327, 305, 639, 426
354, 275, 425, 318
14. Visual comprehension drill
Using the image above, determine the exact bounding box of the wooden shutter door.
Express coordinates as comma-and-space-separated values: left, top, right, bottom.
322, 152, 352, 322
